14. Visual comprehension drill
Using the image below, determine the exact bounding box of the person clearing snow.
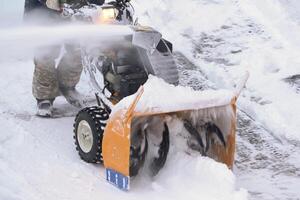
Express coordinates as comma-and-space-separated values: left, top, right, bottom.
23, 0, 105, 117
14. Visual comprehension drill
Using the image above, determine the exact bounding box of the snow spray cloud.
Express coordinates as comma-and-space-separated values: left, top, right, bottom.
0, 2, 134, 62
0, 24, 133, 62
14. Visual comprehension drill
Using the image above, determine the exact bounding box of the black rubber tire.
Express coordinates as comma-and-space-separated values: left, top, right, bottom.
73, 106, 109, 164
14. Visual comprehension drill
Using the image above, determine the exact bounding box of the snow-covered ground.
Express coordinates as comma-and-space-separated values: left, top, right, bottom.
1, 0, 300, 200
0, 58, 247, 200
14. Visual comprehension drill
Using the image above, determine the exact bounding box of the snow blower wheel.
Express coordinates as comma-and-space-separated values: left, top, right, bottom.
74, 106, 109, 163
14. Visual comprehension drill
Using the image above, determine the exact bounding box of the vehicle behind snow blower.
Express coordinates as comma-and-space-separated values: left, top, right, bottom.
72, 0, 249, 191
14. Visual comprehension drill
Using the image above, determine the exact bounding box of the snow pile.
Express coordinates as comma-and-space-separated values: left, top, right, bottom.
131, 118, 247, 199
149, 153, 247, 200
135, 151, 247, 200
113, 75, 235, 114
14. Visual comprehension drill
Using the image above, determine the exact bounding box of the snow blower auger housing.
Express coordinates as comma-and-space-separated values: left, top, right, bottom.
74, 74, 248, 191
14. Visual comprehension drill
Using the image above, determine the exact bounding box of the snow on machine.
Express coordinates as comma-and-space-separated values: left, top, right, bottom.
72, 0, 249, 190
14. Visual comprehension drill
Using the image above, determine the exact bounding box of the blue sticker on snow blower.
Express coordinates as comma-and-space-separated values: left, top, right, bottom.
106, 168, 130, 191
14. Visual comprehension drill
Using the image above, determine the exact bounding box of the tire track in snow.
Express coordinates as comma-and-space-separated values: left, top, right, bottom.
236, 111, 300, 200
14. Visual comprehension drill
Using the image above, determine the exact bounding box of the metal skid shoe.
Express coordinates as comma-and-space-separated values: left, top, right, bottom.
106, 168, 130, 191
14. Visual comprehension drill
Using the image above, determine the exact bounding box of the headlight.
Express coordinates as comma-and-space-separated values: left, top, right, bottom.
98, 7, 118, 23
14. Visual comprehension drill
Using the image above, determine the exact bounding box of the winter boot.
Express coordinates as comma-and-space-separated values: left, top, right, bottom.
36, 99, 54, 117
